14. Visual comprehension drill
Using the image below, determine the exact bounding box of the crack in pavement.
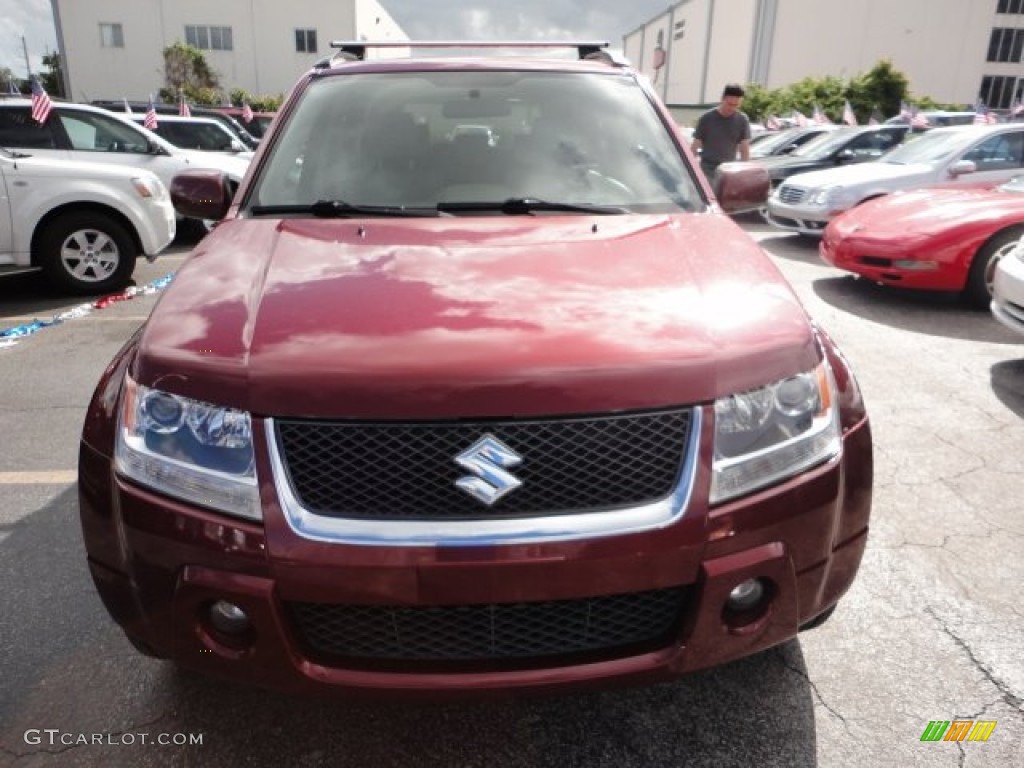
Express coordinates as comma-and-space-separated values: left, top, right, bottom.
925, 606, 1024, 715
774, 653, 852, 733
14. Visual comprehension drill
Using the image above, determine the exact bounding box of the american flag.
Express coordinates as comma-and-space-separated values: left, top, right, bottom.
1013, 99, 1024, 117
765, 114, 781, 130
842, 100, 858, 127
179, 96, 191, 117
973, 101, 998, 125
910, 109, 930, 129
900, 101, 912, 120
812, 104, 832, 125
242, 101, 254, 123
792, 109, 808, 128
868, 108, 883, 126
144, 98, 159, 130
30, 79, 53, 124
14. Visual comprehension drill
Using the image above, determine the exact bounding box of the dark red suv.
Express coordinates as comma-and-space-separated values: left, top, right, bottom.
78, 41, 871, 697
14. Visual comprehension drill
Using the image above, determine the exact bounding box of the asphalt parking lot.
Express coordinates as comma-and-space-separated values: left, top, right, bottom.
0, 218, 1021, 767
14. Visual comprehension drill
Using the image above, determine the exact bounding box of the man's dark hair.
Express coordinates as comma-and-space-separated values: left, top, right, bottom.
722, 84, 745, 98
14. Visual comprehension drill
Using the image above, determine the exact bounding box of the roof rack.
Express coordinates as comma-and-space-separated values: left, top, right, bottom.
317, 40, 612, 68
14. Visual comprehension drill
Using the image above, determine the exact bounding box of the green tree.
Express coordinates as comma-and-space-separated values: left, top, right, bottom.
229, 88, 283, 112
159, 42, 220, 103
40, 51, 63, 97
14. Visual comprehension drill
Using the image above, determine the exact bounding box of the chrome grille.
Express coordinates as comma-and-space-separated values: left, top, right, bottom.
274, 408, 692, 520
777, 185, 806, 204
287, 587, 686, 662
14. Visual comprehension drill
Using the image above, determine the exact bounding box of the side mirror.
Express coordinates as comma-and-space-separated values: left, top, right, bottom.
170, 169, 233, 221
716, 162, 771, 214
948, 159, 977, 176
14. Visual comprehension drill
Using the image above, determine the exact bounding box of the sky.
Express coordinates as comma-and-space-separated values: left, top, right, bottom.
0, 0, 671, 77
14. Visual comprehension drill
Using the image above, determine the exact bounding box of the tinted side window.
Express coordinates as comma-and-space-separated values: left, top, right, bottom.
55, 111, 151, 153
0, 108, 60, 149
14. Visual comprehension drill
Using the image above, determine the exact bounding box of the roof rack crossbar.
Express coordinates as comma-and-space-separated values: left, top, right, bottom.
326, 40, 610, 63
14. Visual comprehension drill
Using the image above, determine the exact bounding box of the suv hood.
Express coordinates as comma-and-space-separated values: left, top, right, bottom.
177, 149, 251, 180
3, 152, 157, 183
778, 161, 934, 190
136, 215, 819, 419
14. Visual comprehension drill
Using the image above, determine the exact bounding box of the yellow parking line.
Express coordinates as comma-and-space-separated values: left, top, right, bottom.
0, 471, 77, 484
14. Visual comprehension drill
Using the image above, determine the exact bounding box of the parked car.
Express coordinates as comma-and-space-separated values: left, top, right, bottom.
753, 125, 910, 190
126, 114, 252, 156
750, 125, 840, 159
0, 99, 251, 233
79, 41, 872, 698
885, 110, 977, 128
92, 100, 260, 150
991, 233, 1024, 334
214, 105, 276, 139
767, 124, 1024, 236
820, 176, 1024, 306
0, 146, 174, 294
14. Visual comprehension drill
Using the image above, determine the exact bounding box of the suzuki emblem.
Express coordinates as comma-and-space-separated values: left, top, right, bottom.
454, 434, 524, 506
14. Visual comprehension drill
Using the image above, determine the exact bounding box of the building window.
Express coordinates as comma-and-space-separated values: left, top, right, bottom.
998, 0, 1024, 14
185, 25, 233, 51
980, 75, 1020, 109
988, 28, 1024, 62
99, 23, 124, 48
295, 29, 318, 53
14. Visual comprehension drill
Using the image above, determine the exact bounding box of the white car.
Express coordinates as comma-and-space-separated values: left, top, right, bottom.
991, 234, 1024, 336
765, 124, 1024, 235
0, 146, 175, 294
0, 99, 250, 233
126, 114, 253, 158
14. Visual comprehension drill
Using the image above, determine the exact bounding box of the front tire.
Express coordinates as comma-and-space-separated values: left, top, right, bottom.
964, 227, 1023, 309
37, 212, 136, 295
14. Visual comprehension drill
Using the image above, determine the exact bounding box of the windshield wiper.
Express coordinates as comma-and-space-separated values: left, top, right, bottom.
249, 200, 443, 218
437, 198, 625, 215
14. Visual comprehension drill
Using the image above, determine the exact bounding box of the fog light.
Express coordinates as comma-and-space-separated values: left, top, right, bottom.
727, 579, 766, 612
208, 600, 250, 635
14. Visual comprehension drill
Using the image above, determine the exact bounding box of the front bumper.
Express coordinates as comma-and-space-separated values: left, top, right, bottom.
764, 198, 831, 236
79, 415, 872, 698
991, 253, 1024, 335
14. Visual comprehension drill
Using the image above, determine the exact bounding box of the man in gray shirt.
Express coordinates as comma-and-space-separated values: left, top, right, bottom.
692, 84, 751, 186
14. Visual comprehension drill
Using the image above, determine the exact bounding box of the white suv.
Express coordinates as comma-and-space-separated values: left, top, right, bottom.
0, 146, 175, 294
0, 99, 250, 233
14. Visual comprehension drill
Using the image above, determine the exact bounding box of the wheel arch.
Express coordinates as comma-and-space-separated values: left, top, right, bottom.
30, 203, 143, 268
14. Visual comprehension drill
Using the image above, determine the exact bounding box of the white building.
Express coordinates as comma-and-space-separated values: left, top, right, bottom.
624, 0, 1019, 117
50, 0, 408, 102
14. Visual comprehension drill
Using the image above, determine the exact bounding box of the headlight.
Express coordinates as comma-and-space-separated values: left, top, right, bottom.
115, 376, 260, 520
711, 361, 841, 503
131, 176, 168, 200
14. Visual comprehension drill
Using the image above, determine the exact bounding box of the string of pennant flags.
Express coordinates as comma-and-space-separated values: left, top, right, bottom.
0, 274, 174, 352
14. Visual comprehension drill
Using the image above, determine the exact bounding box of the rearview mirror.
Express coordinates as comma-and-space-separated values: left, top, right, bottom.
948, 159, 977, 176
716, 162, 771, 214
170, 169, 233, 220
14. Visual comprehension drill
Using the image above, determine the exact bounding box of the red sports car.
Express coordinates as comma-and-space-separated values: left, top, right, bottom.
820, 177, 1024, 307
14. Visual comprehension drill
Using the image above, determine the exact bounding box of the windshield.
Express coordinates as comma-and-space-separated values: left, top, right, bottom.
248, 70, 702, 214
881, 129, 967, 165
790, 129, 859, 159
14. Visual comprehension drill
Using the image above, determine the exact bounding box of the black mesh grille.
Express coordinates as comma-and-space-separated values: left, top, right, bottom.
287, 588, 685, 662
274, 408, 691, 520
